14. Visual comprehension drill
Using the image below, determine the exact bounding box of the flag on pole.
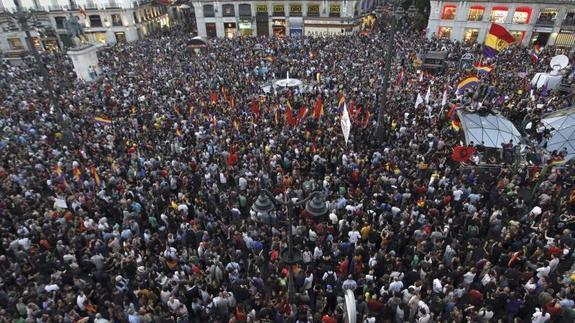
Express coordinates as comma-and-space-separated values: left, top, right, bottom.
337, 95, 346, 113
313, 96, 324, 119
456, 76, 479, 94
363, 111, 371, 128
297, 105, 308, 124
73, 163, 81, 182
484, 23, 515, 58
251, 98, 260, 118
176, 127, 183, 137
441, 89, 448, 107
285, 102, 297, 127
473, 62, 493, 74
424, 86, 431, 104
452, 146, 476, 162
415, 93, 424, 109
94, 116, 112, 126
209, 91, 218, 105
340, 103, 351, 145
90, 165, 100, 187
451, 119, 461, 132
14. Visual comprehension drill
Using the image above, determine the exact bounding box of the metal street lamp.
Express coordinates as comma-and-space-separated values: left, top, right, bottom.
374, 0, 405, 143
407, 2, 418, 18
8, 0, 74, 144
252, 190, 328, 304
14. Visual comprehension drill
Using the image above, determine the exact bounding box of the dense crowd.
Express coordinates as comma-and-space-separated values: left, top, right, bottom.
1, 14, 575, 323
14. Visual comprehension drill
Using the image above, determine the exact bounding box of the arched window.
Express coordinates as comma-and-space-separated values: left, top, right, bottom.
490, 6, 508, 23
239, 4, 251, 18
467, 6, 484, 21
222, 4, 235, 17
442, 5, 456, 20
513, 7, 532, 24
203, 4, 215, 17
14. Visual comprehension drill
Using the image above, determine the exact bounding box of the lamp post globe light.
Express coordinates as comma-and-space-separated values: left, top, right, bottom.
251, 190, 328, 304
374, 0, 406, 143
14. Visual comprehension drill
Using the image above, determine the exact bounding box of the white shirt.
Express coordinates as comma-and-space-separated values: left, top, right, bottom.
348, 230, 361, 244
76, 293, 87, 310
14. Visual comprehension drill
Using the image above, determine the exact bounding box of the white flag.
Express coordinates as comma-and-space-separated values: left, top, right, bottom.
425, 86, 431, 104
441, 89, 448, 107
419, 71, 424, 82
415, 93, 424, 109
340, 103, 351, 145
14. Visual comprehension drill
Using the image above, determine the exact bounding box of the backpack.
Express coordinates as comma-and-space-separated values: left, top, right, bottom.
467, 224, 479, 237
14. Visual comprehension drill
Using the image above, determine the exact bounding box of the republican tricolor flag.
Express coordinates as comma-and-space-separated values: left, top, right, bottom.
484, 23, 515, 58
473, 62, 493, 74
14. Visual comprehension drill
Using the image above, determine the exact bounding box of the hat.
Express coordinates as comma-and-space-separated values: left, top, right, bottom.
531, 206, 542, 216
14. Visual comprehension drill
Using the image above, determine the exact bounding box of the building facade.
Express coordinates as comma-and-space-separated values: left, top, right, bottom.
427, 0, 575, 48
0, 0, 172, 59
192, 0, 378, 38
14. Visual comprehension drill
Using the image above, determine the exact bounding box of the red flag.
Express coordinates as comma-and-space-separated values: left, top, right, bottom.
286, 102, 296, 127
313, 96, 324, 119
297, 106, 308, 124
210, 91, 218, 105
363, 111, 371, 128
251, 98, 260, 117
447, 104, 460, 120
452, 146, 476, 162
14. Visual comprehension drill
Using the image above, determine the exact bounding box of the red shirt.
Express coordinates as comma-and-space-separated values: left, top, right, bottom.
321, 315, 337, 323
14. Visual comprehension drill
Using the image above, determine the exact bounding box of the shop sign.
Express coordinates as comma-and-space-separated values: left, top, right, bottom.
290, 4, 302, 14
256, 5, 268, 13
307, 5, 320, 14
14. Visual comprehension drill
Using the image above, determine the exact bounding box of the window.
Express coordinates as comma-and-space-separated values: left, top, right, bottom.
438, 26, 452, 39
565, 11, 575, 26
442, 5, 456, 20
239, 4, 251, 17
204, 4, 215, 17
307, 4, 320, 17
89, 15, 103, 27
490, 7, 508, 23
510, 31, 525, 43
537, 8, 559, 25
329, 5, 341, 18
206, 22, 217, 38
7, 38, 24, 50
111, 14, 123, 26
467, 6, 484, 21
513, 7, 532, 24
463, 28, 479, 44
133, 12, 139, 24
222, 4, 235, 17
55, 16, 66, 29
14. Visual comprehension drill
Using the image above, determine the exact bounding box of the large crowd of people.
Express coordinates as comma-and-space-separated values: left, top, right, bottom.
1, 13, 575, 323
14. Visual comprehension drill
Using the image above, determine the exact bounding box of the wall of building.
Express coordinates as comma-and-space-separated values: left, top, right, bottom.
192, 0, 376, 38
0, 0, 171, 58
428, 0, 575, 48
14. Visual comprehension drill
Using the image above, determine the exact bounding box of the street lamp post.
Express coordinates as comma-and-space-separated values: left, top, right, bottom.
251, 190, 328, 305
374, 1, 405, 143
8, 0, 73, 144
